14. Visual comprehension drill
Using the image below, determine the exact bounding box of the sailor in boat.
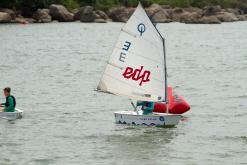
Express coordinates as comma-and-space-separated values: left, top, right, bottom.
136, 101, 154, 115
0, 87, 16, 112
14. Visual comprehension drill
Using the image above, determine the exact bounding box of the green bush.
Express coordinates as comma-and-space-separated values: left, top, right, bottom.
95, 0, 118, 11
0, 0, 246, 13
119, 0, 153, 7
56, 0, 80, 10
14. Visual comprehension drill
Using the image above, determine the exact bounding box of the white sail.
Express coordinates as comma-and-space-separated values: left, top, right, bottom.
98, 3, 167, 102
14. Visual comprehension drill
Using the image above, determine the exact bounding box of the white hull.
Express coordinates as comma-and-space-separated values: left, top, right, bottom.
0, 108, 23, 120
114, 111, 181, 127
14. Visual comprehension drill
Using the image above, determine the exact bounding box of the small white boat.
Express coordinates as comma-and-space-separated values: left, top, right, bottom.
115, 111, 181, 127
97, 3, 184, 127
0, 108, 23, 121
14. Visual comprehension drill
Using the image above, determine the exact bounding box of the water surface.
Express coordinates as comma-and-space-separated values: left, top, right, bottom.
0, 22, 246, 164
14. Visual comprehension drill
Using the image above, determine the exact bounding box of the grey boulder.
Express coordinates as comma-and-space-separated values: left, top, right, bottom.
49, 4, 74, 22
146, 4, 171, 23
0, 12, 12, 23
33, 9, 52, 23
107, 7, 135, 22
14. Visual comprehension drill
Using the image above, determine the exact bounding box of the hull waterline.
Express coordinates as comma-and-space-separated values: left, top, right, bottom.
0, 108, 23, 120
114, 111, 181, 127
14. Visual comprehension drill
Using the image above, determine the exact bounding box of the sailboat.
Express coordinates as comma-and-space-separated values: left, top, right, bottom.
0, 108, 23, 121
97, 3, 181, 126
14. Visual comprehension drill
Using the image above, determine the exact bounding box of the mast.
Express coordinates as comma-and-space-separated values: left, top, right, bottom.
162, 38, 169, 114
149, 13, 168, 106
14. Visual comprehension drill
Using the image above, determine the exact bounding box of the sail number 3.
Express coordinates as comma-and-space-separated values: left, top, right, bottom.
119, 41, 131, 62
123, 66, 151, 86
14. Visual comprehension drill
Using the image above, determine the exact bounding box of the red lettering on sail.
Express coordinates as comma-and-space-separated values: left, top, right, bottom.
122, 66, 150, 86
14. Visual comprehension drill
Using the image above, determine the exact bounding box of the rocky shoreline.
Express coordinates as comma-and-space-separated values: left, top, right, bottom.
0, 4, 247, 24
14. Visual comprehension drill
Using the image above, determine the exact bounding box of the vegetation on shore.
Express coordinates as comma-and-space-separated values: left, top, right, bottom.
1, 0, 246, 24
1, 0, 247, 12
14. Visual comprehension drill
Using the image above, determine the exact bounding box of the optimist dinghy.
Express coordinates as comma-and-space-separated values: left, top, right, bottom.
0, 108, 23, 121
97, 3, 181, 126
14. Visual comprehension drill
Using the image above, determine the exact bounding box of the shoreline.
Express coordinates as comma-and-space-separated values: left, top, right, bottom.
1, 4, 247, 25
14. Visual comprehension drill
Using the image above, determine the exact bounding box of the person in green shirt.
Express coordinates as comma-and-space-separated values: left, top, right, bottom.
136, 101, 154, 115
0, 87, 16, 112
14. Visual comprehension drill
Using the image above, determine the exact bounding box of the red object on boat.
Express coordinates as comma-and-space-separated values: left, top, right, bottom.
153, 86, 190, 114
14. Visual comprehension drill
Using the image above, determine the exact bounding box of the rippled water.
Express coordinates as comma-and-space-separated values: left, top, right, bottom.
0, 22, 246, 164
